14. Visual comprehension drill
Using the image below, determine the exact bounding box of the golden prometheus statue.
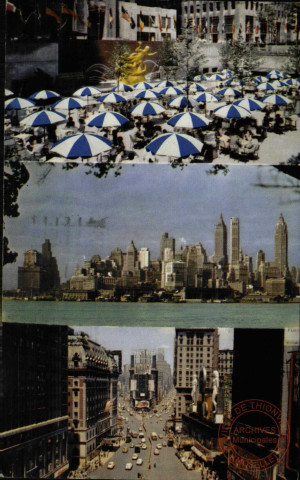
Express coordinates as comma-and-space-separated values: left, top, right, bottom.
120, 42, 156, 85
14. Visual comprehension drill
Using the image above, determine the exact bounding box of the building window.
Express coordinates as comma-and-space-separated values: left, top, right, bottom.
74, 402, 78, 407
231, 1, 235, 8
209, 3, 214, 12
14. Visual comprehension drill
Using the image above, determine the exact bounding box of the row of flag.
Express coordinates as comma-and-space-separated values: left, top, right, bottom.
6, 1, 88, 26
119, 6, 174, 33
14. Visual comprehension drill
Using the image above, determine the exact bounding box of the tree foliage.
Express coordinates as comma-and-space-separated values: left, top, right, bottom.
219, 35, 261, 80
173, 25, 207, 81
157, 37, 179, 81
108, 42, 131, 83
285, 45, 300, 77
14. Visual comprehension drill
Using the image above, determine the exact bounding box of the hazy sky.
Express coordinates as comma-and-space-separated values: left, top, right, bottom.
72, 327, 234, 368
3, 164, 300, 289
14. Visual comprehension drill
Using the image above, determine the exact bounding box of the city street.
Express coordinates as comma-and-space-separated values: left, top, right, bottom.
90, 398, 197, 480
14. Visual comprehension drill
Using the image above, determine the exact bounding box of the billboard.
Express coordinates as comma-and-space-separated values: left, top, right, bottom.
135, 400, 150, 409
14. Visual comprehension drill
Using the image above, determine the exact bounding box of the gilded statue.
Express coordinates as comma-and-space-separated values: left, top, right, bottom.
120, 42, 156, 85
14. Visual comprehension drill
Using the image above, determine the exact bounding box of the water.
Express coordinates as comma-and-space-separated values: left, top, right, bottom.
2, 301, 299, 328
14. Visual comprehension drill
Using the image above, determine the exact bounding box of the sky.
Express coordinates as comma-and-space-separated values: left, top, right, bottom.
72, 327, 234, 368
3, 163, 300, 289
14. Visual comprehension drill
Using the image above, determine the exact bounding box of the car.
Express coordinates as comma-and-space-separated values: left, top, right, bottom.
141, 438, 146, 443
130, 443, 135, 448
107, 462, 115, 469
125, 463, 133, 470
136, 458, 143, 465
122, 447, 128, 453
158, 434, 163, 439
142, 444, 147, 450
156, 444, 162, 449
139, 432, 144, 438
186, 463, 193, 470
162, 441, 167, 447
132, 453, 138, 460
139, 427, 143, 431
154, 449, 160, 455
181, 457, 187, 464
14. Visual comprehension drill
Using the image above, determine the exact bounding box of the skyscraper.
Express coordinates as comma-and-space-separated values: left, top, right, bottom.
214, 214, 228, 265
160, 233, 176, 260
229, 217, 240, 267
274, 214, 289, 276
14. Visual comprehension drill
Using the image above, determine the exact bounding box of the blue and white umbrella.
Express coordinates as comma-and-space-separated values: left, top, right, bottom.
5, 88, 14, 97
73, 86, 102, 97
5, 97, 35, 109
159, 86, 185, 96
213, 104, 251, 119
271, 80, 287, 89
193, 75, 207, 81
207, 73, 225, 81
217, 87, 242, 97
50, 133, 112, 158
284, 78, 299, 87
98, 93, 127, 104
224, 79, 233, 85
130, 101, 165, 116
193, 92, 221, 103
20, 110, 66, 126
87, 111, 129, 128
133, 82, 153, 90
261, 94, 292, 106
167, 112, 210, 129
189, 83, 206, 92
111, 83, 133, 92
135, 89, 162, 99
52, 97, 86, 110
168, 95, 198, 109
233, 98, 264, 111
155, 80, 176, 88
267, 70, 285, 80
253, 76, 268, 83
146, 132, 203, 158
29, 90, 60, 100
256, 82, 276, 91
221, 69, 233, 78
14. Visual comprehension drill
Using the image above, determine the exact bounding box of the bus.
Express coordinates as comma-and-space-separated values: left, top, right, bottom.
151, 432, 158, 441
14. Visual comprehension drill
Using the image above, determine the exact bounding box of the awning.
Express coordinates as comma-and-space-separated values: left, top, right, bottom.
191, 446, 207, 461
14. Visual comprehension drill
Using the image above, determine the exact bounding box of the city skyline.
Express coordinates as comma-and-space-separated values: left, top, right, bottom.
3, 164, 300, 289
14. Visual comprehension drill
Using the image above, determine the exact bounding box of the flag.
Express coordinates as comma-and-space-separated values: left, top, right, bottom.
221, 22, 225, 34
210, 24, 214, 34
173, 16, 176, 29
232, 21, 235, 34
62, 5, 77, 17
150, 16, 155, 27
139, 11, 144, 32
192, 16, 196, 31
284, 17, 287, 33
166, 18, 169, 32
109, 8, 113, 26
158, 14, 162, 33
255, 24, 259, 35
130, 16, 135, 29
246, 21, 250, 34
294, 18, 298, 33
46, 7, 61, 24
197, 21, 201, 34
121, 5, 130, 23
6, 2, 17, 12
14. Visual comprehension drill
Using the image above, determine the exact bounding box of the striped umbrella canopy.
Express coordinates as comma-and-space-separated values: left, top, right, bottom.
29, 90, 60, 100
261, 94, 292, 106
256, 82, 276, 91
159, 86, 185, 96
224, 79, 233, 85
207, 73, 225, 81
217, 87, 242, 97
167, 112, 210, 129
271, 80, 287, 89
133, 82, 153, 90
5, 88, 14, 97
146, 132, 203, 158
221, 69, 233, 78
155, 80, 176, 88
50, 133, 112, 158
284, 78, 299, 87
253, 76, 269, 83
189, 83, 207, 92
130, 101, 165, 116
193, 75, 207, 81
233, 98, 264, 111
193, 92, 221, 103
52, 97, 86, 110
168, 95, 199, 109
135, 89, 162, 99
73, 86, 102, 96
20, 110, 66, 126
111, 83, 133, 92
98, 93, 127, 104
87, 111, 129, 128
213, 104, 251, 119
266, 70, 285, 79
5, 97, 35, 109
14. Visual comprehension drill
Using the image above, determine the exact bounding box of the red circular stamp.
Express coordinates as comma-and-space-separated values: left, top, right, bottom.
218, 399, 290, 472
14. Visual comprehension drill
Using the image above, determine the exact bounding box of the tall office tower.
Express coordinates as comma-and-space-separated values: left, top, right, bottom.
68, 330, 121, 470
185, 243, 207, 287
173, 328, 219, 429
214, 214, 228, 265
122, 241, 138, 274
0, 323, 69, 478
139, 247, 150, 269
129, 350, 158, 410
160, 232, 175, 260
274, 214, 289, 276
230, 217, 240, 267
255, 249, 265, 271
